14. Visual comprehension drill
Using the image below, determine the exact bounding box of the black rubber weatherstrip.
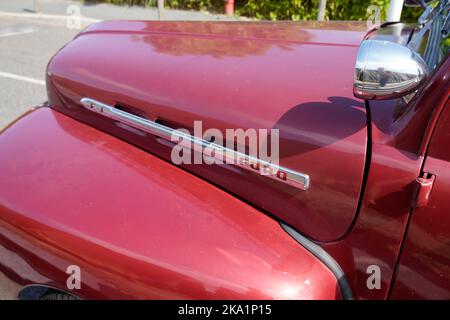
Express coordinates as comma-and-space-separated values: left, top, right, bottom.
280, 223, 353, 300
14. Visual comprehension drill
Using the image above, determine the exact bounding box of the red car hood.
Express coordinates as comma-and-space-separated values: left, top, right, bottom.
0, 108, 341, 299
47, 21, 369, 241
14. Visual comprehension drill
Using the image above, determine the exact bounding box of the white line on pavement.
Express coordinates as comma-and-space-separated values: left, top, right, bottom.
0, 11, 101, 23
0, 71, 45, 86
0, 27, 38, 38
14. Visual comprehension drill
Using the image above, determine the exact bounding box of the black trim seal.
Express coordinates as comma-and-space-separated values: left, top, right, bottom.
281, 223, 353, 300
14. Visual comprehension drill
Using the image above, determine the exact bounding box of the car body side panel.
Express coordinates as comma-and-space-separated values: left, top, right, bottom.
391, 99, 450, 299
322, 57, 450, 300
0, 108, 339, 300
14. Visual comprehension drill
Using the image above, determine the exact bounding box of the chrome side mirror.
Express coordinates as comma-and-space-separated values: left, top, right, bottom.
353, 40, 429, 100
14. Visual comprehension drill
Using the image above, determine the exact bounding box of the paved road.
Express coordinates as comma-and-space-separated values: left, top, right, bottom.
0, 16, 80, 129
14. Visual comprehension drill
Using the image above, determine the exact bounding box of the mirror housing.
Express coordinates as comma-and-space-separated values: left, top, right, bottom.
353, 40, 428, 100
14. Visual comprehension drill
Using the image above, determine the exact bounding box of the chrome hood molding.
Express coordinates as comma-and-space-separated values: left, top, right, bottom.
80, 97, 310, 191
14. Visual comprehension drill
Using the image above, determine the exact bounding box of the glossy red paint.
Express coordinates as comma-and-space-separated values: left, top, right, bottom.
0, 20, 448, 300
391, 99, 450, 299
46, 21, 369, 242
42, 21, 450, 299
322, 55, 450, 299
0, 108, 340, 300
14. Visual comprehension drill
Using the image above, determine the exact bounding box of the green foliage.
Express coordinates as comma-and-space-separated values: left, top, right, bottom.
234, 0, 421, 22
234, 0, 318, 21
86, 0, 424, 22
325, 0, 390, 20
165, 0, 224, 11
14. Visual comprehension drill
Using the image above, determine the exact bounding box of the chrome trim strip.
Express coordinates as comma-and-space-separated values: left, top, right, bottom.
80, 97, 310, 191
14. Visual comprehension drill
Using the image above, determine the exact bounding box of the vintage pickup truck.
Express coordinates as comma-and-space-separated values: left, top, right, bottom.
0, 1, 448, 300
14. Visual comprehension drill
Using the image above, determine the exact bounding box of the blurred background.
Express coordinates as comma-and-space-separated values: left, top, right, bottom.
85, 0, 422, 21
